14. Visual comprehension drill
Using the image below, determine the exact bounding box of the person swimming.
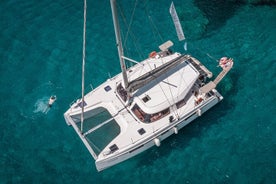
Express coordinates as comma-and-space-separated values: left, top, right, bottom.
48, 95, 57, 108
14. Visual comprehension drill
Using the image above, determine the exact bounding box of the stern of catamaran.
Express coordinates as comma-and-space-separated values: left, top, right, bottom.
64, 51, 233, 171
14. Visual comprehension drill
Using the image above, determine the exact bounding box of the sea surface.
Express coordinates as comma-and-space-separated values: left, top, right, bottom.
0, 0, 275, 183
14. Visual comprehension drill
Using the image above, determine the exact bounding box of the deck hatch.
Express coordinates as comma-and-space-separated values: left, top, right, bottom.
109, 144, 119, 152
104, 85, 112, 92
138, 128, 146, 135
142, 95, 151, 103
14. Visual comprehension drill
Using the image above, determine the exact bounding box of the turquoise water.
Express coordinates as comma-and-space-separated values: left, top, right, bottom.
1, 0, 275, 183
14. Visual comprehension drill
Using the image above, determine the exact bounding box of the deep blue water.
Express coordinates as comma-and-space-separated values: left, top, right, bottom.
0, 0, 275, 183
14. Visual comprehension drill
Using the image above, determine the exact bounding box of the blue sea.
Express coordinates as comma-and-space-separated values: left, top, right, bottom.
1, 0, 275, 183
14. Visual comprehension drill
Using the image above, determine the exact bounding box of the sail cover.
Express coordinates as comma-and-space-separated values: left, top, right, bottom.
169, 2, 185, 41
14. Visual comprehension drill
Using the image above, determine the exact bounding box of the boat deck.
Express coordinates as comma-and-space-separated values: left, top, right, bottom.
64, 52, 222, 167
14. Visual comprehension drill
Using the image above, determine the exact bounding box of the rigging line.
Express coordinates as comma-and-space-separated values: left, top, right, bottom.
177, 64, 189, 96
141, 52, 174, 109
117, 2, 144, 61
206, 53, 219, 62
164, 75, 178, 118
116, 3, 129, 57
147, 59, 182, 110
164, 62, 190, 119
81, 0, 87, 132
176, 65, 189, 117
142, 2, 186, 118
158, 76, 174, 110
158, 60, 179, 113
123, 0, 138, 48
194, 47, 218, 63
178, 95, 191, 117
138, 2, 166, 87
143, 0, 164, 44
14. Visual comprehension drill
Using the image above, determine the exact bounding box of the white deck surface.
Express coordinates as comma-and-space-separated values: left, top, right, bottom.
65, 53, 217, 163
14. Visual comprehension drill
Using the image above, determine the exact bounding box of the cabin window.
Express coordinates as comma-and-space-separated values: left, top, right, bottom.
131, 104, 170, 123
142, 95, 151, 103
132, 104, 146, 122
176, 98, 186, 109
149, 108, 170, 122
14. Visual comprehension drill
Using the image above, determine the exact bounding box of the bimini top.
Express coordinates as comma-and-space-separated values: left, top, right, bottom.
130, 54, 199, 114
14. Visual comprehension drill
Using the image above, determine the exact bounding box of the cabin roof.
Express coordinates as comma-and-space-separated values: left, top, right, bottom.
130, 54, 199, 114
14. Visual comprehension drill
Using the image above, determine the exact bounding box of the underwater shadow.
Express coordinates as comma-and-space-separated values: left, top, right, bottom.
250, 0, 276, 6
193, 0, 242, 33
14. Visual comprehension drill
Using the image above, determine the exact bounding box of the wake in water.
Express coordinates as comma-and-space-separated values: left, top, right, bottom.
33, 95, 56, 114
33, 97, 51, 114
19, 81, 59, 120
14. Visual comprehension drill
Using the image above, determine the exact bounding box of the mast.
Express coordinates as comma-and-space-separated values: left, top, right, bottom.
81, 0, 87, 132
110, 0, 129, 89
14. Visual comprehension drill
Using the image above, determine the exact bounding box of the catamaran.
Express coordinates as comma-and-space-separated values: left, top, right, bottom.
64, 0, 233, 171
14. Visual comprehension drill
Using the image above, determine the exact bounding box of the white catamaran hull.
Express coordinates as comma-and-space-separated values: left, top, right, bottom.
64, 0, 233, 172
95, 92, 222, 171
